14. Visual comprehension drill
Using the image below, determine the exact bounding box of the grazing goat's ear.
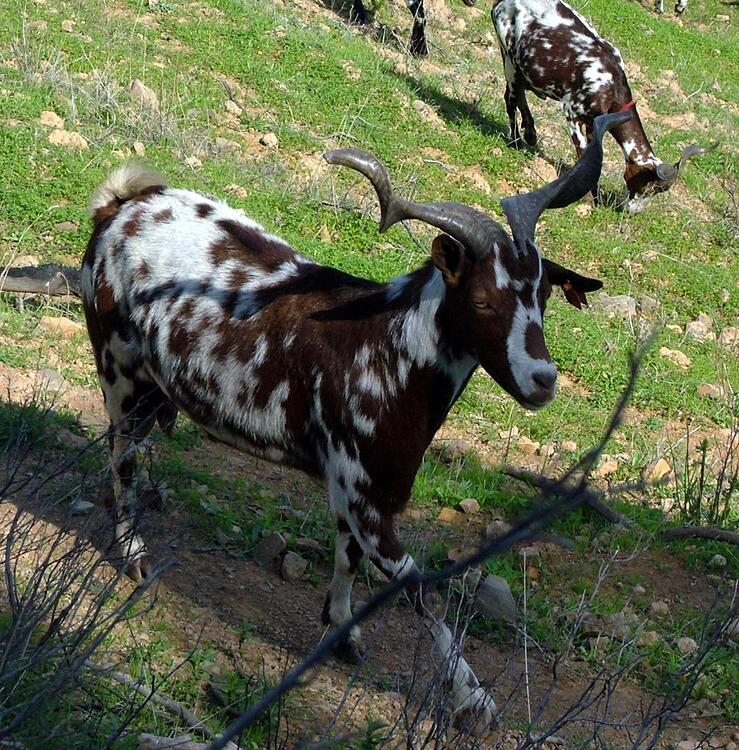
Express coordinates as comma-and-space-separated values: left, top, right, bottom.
431, 234, 469, 287
543, 258, 603, 309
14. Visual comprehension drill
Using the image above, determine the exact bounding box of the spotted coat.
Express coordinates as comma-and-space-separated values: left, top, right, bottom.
493, 0, 680, 213
82, 162, 602, 726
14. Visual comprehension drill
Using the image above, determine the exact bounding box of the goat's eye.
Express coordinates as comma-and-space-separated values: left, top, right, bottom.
473, 298, 489, 310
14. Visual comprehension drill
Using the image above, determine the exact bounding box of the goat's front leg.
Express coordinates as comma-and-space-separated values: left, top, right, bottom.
407, 0, 428, 56
504, 82, 522, 147
350, 0, 369, 24
567, 114, 596, 202
354, 513, 497, 731
322, 517, 366, 663
518, 89, 537, 148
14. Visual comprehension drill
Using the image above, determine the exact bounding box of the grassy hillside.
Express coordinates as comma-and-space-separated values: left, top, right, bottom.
0, 0, 737, 746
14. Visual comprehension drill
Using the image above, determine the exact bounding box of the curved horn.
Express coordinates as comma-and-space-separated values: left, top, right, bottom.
323, 148, 506, 258
675, 142, 719, 176
500, 110, 633, 254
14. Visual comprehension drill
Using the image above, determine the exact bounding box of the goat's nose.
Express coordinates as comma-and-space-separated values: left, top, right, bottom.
532, 368, 556, 392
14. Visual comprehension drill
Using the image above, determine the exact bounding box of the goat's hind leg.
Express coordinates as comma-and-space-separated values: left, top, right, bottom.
518, 89, 537, 148
407, 0, 428, 57
350, 0, 369, 24
104, 374, 174, 582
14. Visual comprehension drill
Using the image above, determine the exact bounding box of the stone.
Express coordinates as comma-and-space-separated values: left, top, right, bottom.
594, 457, 619, 478
632, 584, 646, 595
48, 129, 88, 149
726, 618, 739, 642
225, 183, 248, 198
676, 637, 698, 655
39, 369, 67, 391
675, 741, 699, 750
253, 532, 286, 566
39, 110, 64, 129
129, 79, 159, 110
70, 499, 95, 515
224, 99, 242, 116
475, 574, 517, 624
458, 498, 480, 514
708, 553, 727, 569
215, 137, 240, 153
638, 630, 661, 646
659, 347, 691, 368
594, 292, 636, 318
185, 156, 203, 169
685, 317, 715, 342
517, 436, 540, 456
38, 315, 84, 337
574, 203, 592, 217
540, 443, 555, 458
281, 551, 308, 582
61, 19, 75, 32
259, 132, 278, 149
54, 220, 78, 233
57, 427, 87, 450
645, 458, 672, 484
485, 519, 513, 539
440, 437, 471, 462
651, 600, 670, 617
132, 140, 146, 155
215, 528, 231, 546
437, 507, 460, 523
561, 440, 578, 453
294, 537, 324, 559
718, 327, 738, 347
639, 295, 660, 312
697, 383, 723, 400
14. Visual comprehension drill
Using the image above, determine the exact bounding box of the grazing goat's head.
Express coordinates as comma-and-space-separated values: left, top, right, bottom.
624, 144, 717, 215
326, 112, 630, 409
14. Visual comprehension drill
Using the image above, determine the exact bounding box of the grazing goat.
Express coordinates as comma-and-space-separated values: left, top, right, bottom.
81, 111, 626, 725
492, 0, 709, 213
350, 0, 477, 57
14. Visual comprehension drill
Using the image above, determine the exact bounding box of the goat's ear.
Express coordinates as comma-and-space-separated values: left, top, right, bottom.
431, 234, 469, 288
543, 258, 603, 309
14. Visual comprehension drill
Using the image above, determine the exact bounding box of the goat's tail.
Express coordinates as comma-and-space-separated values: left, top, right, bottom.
88, 163, 166, 219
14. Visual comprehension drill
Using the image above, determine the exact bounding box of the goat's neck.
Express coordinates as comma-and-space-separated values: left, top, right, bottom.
611, 107, 660, 167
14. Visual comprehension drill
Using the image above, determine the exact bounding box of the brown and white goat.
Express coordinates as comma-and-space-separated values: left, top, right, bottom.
492, 0, 710, 213
81, 112, 626, 725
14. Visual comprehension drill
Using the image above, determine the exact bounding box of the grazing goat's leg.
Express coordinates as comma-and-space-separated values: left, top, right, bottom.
407, 0, 428, 56
518, 89, 537, 148
322, 518, 366, 662
350, 0, 369, 24
503, 82, 522, 147
567, 114, 596, 202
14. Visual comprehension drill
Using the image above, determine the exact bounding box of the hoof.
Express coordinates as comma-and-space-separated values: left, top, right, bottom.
332, 637, 367, 665
124, 556, 153, 583
409, 34, 428, 58
524, 131, 538, 148
508, 137, 527, 151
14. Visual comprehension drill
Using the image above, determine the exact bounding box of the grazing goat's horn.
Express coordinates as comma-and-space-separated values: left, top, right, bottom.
323, 148, 507, 259
656, 143, 718, 184
500, 110, 633, 254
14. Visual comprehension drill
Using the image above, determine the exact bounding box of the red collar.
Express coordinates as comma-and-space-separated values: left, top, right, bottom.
617, 99, 636, 112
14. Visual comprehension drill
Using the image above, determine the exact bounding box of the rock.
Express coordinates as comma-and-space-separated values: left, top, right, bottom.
574, 203, 592, 217
253, 532, 286, 566
27, 19, 48, 31
676, 637, 698, 655
458, 498, 480, 514
708, 553, 727, 569
499, 425, 519, 440
517, 436, 540, 456
726, 618, 739, 642
718, 327, 738, 347
39, 369, 67, 391
659, 347, 691, 368
57, 427, 87, 450
224, 99, 242, 116
437, 507, 460, 524
526, 564, 540, 581
485, 519, 512, 539
259, 132, 278, 149
540, 443, 555, 458
185, 155, 203, 168
645, 458, 672, 483
54, 220, 78, 233
594, 292, 636, 318
638, 630, 661, 646
446, 546, 476, 563
39, 110, 64, 128
639, 295, 660, 312
281, 551, 308, 582
651, 600, 670, 617
685, 317, 715, 342
475, 574, 517, 624
561, 440, 578, 452
70, 499, 95, 515
294, 537, 324, 559
38, 315, 84, 338
132, 140, 146, 156
440, 437, 471, 462
675, 740, 699, 750
594, 457, 619, 478
632, 584, 646, 595
129, 79, 159, 110
48, 129, 88, 149
215, 528, 231, 546
61, 19, 76, 32
697, 383, 723, 400
214, 137, 240, 154
225, 183, 248, 198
